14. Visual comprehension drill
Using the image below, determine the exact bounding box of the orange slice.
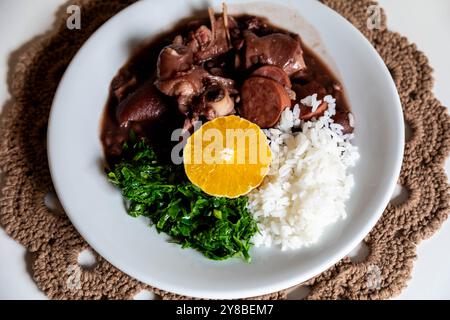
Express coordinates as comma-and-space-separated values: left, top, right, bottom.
183, 115, 272, 198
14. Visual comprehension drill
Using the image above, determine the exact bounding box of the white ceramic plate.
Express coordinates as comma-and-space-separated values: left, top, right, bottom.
48, 0, 404, 299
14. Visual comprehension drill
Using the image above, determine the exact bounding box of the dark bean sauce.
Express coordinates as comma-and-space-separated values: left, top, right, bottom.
101, 14, 351, 165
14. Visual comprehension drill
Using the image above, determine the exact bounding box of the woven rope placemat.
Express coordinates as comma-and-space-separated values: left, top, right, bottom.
1, 0, 449, 300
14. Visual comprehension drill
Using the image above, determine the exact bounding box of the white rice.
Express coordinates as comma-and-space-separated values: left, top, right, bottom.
348, 112, 355, 128
248, 94, 360, 250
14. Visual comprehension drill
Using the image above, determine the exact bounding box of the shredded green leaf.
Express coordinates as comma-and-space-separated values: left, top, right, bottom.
107, 138, 258, 262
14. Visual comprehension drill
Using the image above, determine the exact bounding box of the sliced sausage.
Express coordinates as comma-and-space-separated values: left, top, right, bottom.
300, 101, 328, 120
252, 65, 292, 88
157, 44, 193, 81
187, 13, 236, 63
292, 82, 331, 120
240, 77, 291, 128
116, 82, 171, 127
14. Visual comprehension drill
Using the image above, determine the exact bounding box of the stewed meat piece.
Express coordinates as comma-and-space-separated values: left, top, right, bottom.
195, 84, 235, 121
116, 81, 172, 127
155, 67, 208, 111
180, 84, 236, 134
240, 77, 292, 128
244, 31, 306, 76
157, 44, 194, 81
155, 66, 234, 115
187, 8, 236, 63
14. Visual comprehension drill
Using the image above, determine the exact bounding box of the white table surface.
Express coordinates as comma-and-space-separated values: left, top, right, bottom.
0, 0, 449, 300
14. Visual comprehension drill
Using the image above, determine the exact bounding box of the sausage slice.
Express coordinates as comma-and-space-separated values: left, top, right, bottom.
240, 77, 291, 128
293, 82, 329, 120
300, 101, 328, 120
251, 65, 292, 88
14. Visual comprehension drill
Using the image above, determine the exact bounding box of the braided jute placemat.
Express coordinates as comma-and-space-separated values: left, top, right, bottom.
1, 0, 449, 300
